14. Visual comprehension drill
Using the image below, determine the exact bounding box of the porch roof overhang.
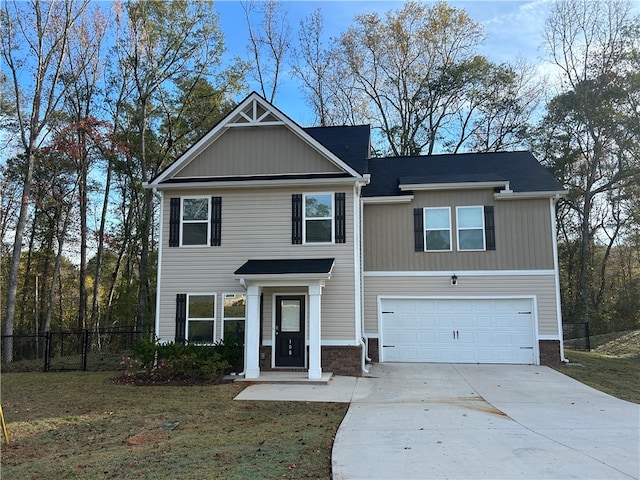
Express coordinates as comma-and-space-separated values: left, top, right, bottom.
233, 258, 335, 286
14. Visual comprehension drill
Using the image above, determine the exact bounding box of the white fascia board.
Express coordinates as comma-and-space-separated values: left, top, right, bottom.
150, 175, 366, 191
494, 190, 569, 200
399, 181, 509, 192
234, 275, 331, 287
362, 195, 414, 204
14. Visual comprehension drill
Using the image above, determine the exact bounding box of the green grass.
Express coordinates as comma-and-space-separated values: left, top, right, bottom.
1, 372, 348, 479
553, 349, 640, 404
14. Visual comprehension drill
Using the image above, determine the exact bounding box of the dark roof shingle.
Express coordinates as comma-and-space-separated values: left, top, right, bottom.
363, 151, 564, 197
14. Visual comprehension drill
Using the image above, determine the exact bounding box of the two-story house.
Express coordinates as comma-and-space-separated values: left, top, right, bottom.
146, 92, 567, 380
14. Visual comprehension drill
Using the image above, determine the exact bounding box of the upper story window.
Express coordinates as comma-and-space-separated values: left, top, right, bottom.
414, 205, 495, 252
424, 207, 451, 251
292, 192, 345, 245
182, 198, 210, 246
169, 196, 221, 247
304, 193, 334, 243
457, 206, 485, 251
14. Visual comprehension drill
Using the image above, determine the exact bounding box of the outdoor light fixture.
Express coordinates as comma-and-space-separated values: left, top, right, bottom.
451, 274, 458, 286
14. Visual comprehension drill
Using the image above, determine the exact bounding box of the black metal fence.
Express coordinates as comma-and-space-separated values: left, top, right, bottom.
1, 327, 154, 372
562, 322, 591, 350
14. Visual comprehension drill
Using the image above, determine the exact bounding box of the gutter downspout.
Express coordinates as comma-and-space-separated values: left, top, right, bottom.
550, 194, 567, 362
355, 179, 370, 374
153, 188, 163, 343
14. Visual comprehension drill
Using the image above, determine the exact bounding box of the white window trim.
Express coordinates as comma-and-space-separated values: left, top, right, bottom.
222, 292, 246, 342
456, 205, 486, 251
423, 207, 452, 252
186, 292, 216, 344
180, 196, 211, 247
303, 192, 335, 244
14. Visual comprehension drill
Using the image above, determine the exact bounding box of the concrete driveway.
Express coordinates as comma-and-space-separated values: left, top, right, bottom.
332, 363, 639, 480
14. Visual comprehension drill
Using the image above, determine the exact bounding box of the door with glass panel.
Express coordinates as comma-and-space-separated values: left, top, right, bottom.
274, 296, 305, 367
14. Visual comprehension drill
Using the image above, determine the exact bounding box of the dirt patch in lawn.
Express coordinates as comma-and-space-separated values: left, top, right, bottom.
593, 330, 640, 357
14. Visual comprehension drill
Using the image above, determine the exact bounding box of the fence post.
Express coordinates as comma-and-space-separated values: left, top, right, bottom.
82, 329, 89, 371
44, 332, 51, 372
585, 322, 590, 351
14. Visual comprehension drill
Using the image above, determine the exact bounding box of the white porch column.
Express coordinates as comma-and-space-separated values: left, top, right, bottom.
308, 283, 323, 380
244, 283, 261, 379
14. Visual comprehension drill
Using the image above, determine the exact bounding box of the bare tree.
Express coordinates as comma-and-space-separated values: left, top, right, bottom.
0, 0, 90, 362
243, 0, 291, 102
537, 0, 640, 328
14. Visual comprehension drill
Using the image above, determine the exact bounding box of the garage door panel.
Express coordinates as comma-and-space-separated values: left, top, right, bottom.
381, 298, 535, 364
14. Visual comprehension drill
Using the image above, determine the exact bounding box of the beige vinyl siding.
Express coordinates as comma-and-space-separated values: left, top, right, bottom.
363, 274, 560, 337
175, 126, 343, 178
363, 190, 554, 271
157, 186, 357, 343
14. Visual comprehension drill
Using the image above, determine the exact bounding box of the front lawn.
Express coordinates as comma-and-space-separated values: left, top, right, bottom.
1, 372, 348, 479
553, 349, 640, 404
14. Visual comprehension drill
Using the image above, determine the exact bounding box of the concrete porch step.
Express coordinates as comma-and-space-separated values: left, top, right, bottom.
232, 371, 334, 385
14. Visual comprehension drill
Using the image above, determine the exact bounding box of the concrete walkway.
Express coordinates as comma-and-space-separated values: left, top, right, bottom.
333, 363, 639, 480
235, 364, 639, 479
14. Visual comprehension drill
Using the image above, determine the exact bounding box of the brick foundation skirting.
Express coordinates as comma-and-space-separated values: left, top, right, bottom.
367, 338, 380, 363
257, 345, 364, 376
538, 340, 562, 365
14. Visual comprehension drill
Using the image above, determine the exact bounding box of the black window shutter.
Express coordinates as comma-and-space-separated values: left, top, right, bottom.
169, 198, 180, 247
414, 208, 424, 251
292, 194, 302, 244
484, 205, 496, 251
175, 294, 187, 343
211, 196, 222, 246
335, 192, 346, 243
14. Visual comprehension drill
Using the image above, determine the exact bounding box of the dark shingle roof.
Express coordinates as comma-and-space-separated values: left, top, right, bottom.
234, 258, 335, 276
363, 151, 564, 197
304, 125, 370, 175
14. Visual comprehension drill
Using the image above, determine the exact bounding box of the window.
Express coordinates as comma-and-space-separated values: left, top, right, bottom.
457, 206, 485, 251
424, 207, 451, 251
292, 193, 345, 244
223, 293, 246, 345
304, 193, 334, 243
186, 294, 215, 344
182, 198, 210, 246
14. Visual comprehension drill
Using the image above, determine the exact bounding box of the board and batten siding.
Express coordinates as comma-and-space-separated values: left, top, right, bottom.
363, 274, 560, 337
175, 126, 343, 178
363, 190, 555, 271
157, 187, 357, 343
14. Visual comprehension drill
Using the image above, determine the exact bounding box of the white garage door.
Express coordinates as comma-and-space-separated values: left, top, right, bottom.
380, 298, 535, 364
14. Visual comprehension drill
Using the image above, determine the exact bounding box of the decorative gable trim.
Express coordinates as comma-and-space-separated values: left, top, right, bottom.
148, 92, 367, 187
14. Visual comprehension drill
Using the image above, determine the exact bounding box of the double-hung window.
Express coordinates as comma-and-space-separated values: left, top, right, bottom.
457, 206, 485, 251
182, 197, 210, 246
424, 207, 451, 251
186, 294, 216, 344
223, 293, 246, 345
304, 193, 334, 243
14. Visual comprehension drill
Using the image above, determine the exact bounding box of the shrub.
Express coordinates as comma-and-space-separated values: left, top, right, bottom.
120, 338, 235, 384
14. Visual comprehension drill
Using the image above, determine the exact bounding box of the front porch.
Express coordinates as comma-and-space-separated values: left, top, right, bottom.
234, 258, 336, 381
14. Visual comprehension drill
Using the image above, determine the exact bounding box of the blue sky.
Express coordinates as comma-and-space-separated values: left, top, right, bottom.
214, 0, 556, 125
